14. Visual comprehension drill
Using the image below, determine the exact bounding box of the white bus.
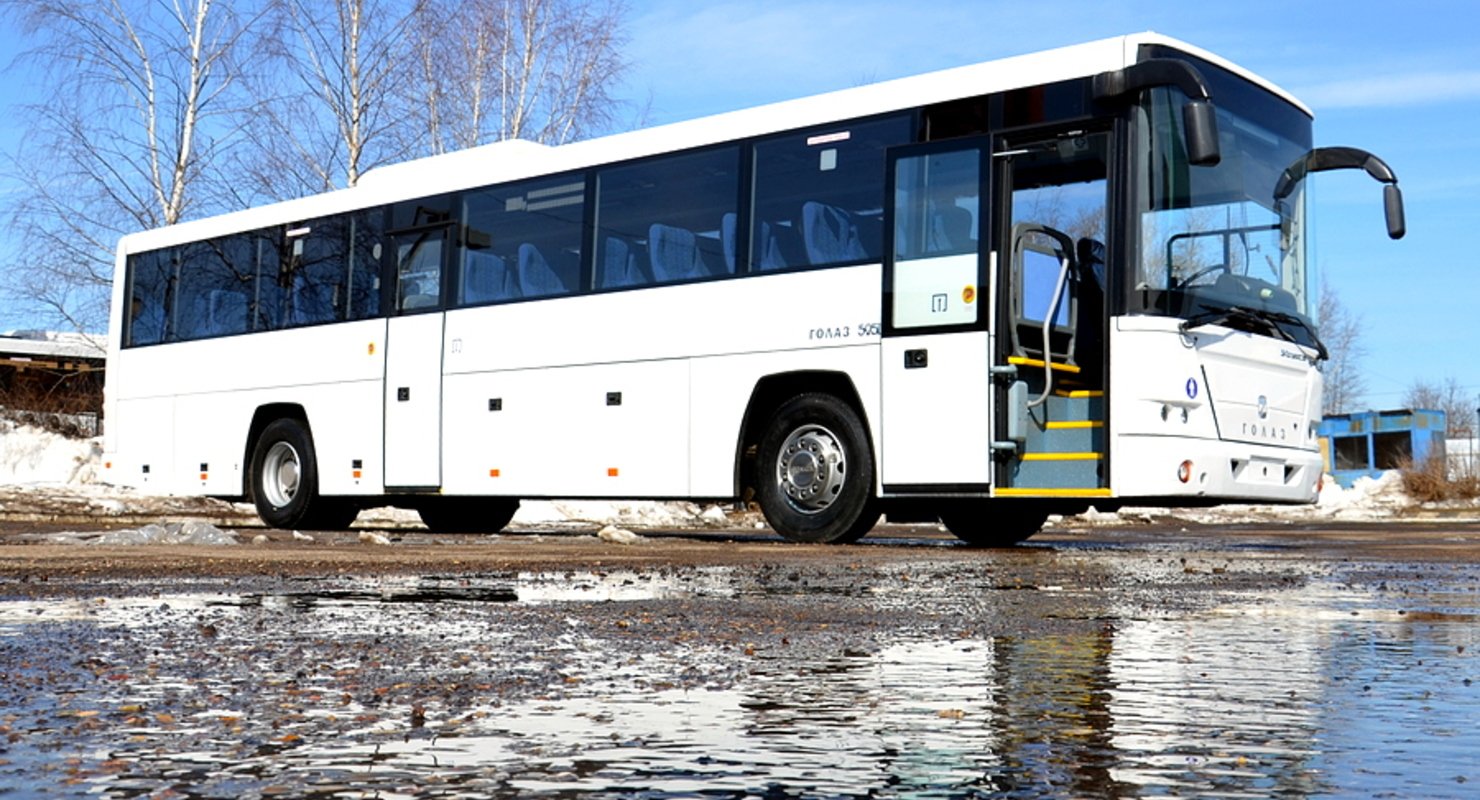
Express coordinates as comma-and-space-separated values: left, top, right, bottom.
102, 33, 1404, 544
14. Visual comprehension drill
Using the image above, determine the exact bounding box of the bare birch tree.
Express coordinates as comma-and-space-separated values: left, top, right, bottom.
411, 0, 628, 154
1404, 376, 1475, 438
1, 0, 253, 332
240, 0, 424, 200
1319, 282, 1367, 416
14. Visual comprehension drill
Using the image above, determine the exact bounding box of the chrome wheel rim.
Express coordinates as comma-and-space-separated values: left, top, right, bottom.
261, 441, 301, 509
775, 423, 847, 514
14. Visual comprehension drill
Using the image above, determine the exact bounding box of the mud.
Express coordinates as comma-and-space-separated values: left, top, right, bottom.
2, 521, 1478, 798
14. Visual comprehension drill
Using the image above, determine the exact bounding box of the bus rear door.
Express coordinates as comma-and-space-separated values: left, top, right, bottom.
383, 222, 448, 489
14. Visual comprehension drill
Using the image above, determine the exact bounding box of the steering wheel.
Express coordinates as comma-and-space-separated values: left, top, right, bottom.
1175, 263, 1230, 289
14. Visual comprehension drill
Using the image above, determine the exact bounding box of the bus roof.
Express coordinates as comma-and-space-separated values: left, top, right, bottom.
119, 32, 1305, 255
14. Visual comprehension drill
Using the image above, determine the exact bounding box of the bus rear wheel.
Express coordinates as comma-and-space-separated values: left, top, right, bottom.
938, 501, 1048, 547
250, 418, 356, 530
416, 497, 521, 534
755, 393, 878, 544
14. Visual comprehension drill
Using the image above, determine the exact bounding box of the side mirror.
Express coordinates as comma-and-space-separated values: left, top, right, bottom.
1183, 100, 1222, 167
1275, 147, 1405, 241
1384, 183, 1406, 240
1094, 59, 1221, 167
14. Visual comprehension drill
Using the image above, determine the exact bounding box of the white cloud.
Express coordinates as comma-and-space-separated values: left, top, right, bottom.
1295, 71, 1480, 110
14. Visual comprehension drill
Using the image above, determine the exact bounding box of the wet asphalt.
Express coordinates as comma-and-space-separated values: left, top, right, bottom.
1, 521, 1478, 798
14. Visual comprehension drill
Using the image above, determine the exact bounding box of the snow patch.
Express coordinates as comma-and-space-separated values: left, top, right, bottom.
0, 420, 101, 486
597, 525, 643, 545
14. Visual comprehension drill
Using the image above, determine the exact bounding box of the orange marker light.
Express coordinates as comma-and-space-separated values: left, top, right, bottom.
352, 470, 362, 479
489, 468, 501, 478
607, 467, 619, 477
962, 285, 976, 304
1177, 460, 1193, 483
368, 342, 376, 355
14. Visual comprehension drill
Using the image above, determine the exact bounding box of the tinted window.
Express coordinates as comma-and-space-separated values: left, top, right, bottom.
126, 248, 175, 346
255, 212, 384, 328
460, 175, 585, 304
751, 115, 911, 271
596, 147, 740, 289
283, 218, 350, 327
175, 236, 255, 340
347, 211, 383, 320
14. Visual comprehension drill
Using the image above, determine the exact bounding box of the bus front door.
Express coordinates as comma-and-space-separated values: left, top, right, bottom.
383, 226, 447, 489
992, 130, 1110, 498
880, 142, 994, 490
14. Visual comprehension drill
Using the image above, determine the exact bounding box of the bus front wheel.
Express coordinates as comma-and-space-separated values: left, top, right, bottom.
250, 417, 355, 530
755, 393, 879, 544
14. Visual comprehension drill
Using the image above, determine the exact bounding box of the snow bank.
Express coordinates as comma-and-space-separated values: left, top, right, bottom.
0, 420, 102, 486
1067, 470, 1433, 527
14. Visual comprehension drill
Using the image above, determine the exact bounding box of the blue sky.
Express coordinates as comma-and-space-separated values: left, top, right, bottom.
3, 0, 1478, 414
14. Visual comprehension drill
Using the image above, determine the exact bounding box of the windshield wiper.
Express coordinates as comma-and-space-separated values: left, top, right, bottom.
1179, 305, 1329, 361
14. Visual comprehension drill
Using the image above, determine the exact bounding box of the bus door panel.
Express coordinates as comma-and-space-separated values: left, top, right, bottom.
993, 130, 1110, 493
383, 224, 449, 489
384, 312, 445, 487
880, 142, 993, 489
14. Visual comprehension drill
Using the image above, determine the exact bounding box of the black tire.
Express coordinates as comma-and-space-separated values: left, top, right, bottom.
417, 497, 521, 533
938, 501, 1048, 547
755, 393, 879, 543
250, 417, 349, 530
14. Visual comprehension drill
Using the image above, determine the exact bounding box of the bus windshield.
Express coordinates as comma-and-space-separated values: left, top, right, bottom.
1129, 65, 1318, 352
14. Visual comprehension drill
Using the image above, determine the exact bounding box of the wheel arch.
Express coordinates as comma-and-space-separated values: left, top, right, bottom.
733, 370, 875, 500
241, 403, 313, 498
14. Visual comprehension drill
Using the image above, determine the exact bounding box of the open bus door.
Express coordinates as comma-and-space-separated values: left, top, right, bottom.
991, 129, 1112, 500
880, 141, 994, 491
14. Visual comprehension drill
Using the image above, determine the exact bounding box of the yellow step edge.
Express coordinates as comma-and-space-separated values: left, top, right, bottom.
1021, 452, 1103, 462
1007, 355, 1081, 374
1046, 420, 1103, 429
995, 487, 1114, 498
1053, 389, 1104, 398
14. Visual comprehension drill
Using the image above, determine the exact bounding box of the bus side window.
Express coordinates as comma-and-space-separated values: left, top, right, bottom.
126, 248, 174, 346
595, 147, 739, 289
751, 114, 911, 271
348, 210, 383, 320
459, 176, 584, 305
174, 236, 256, 341
284, 217, 355, 327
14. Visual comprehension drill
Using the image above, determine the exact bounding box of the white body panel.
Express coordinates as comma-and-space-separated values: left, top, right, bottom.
438, 265, 884, 498
104, 320, 387, 496
1108, 316, 1321, 502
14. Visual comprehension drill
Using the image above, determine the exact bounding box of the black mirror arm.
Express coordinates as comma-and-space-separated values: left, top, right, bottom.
1274, 147, 1405, 239
1094, 59, 1221, 167
1093, 58, 1213, 103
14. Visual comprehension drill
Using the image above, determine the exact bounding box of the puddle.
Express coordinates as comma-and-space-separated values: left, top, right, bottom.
1, 565, 1477, 797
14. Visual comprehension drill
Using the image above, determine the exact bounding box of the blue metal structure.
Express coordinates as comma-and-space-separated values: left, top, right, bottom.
1317, 409, 1447, 487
